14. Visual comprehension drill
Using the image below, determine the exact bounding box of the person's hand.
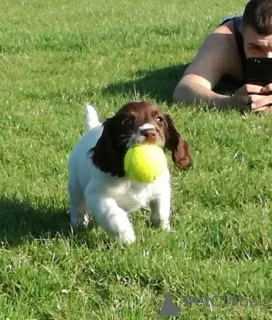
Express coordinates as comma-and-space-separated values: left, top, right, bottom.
250, 83, 272, 112
230, 84, 267, 112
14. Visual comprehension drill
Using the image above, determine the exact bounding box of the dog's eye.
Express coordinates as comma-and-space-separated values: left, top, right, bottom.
156, 116, 163, 123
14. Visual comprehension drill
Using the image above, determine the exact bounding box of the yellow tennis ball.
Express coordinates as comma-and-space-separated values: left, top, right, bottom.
124, 144, 167, 183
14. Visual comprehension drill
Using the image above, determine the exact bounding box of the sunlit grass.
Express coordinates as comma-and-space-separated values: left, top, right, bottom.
1, 0, 272, 319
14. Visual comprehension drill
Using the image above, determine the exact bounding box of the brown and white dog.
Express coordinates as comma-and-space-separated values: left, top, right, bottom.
68, 101, 192, 243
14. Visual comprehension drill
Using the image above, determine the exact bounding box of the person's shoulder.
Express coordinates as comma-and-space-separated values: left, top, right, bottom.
197, 18, 238, 60
213, 18, 235, 35
207, 19, 236, 47
196, 18, 242, 80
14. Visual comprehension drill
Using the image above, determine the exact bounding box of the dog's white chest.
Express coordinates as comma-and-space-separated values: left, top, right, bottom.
86, 162, 170, 214
111, 174, 168, 213
116, 183, 152, 212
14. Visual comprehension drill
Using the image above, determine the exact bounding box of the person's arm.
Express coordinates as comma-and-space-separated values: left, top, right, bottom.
173, 31, 237, 110
173, 80, 232, 110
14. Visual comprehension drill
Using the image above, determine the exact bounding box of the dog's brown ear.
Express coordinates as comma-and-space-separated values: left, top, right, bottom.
164, 114, 192, 170
91, 116, 126, 177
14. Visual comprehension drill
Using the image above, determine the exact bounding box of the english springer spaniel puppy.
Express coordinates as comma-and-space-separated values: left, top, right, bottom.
68, 101, 192, 244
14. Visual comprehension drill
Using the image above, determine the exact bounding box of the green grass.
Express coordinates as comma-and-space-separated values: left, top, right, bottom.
1, 0, 272, 319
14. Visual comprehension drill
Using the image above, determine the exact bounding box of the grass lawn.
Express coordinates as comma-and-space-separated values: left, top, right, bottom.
1, 0, 272, 319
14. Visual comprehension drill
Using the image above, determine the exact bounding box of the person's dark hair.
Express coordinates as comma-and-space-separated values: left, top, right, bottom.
242, 0, 272, 35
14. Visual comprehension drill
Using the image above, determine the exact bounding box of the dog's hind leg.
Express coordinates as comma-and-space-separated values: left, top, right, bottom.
68, 179, 89, 230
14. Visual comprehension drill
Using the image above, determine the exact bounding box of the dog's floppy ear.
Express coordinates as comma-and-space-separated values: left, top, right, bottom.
164, 114, 192, 170
91, 115, 126, 177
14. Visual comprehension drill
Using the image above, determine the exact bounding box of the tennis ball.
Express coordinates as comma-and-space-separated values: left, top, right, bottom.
124, 144, 167, 183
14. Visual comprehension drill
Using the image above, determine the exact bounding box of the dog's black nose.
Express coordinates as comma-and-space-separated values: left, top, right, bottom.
140, 128, 157, 140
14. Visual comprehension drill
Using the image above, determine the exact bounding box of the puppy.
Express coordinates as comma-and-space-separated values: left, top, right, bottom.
68, 101, 192, 244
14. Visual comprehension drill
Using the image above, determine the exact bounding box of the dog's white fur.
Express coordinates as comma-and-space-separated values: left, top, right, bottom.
68, 104, 172, 244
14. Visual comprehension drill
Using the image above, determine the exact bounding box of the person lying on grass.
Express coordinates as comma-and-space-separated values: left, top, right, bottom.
173, 0, 272, 113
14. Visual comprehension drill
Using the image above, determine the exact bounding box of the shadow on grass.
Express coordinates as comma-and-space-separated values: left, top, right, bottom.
102, 63, 242, 104
0, 195, 116, 249
102, 63, 189, 104
0, 195, 71, 246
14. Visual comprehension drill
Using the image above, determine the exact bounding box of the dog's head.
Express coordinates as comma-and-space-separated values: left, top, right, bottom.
91, 101, 192, 177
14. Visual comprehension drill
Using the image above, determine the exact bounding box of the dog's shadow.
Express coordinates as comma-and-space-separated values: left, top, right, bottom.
0, 195, 72, 246
0, 195, 131, 249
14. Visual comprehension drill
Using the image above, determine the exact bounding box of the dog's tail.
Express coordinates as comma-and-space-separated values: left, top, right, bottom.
84, 104, 100, 130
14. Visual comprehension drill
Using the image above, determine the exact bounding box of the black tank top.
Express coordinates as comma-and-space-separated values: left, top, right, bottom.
220, 16, 247, 82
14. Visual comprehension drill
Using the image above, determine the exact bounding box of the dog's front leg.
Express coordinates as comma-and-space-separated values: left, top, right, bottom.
149, 187, 171, 232
84, 187, 136, 244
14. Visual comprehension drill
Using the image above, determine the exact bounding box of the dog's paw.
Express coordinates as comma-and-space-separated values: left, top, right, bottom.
160, 219, 171, 232
150, 216, 171, 231
119, 229, 136, 244
70, 214, 90, 231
